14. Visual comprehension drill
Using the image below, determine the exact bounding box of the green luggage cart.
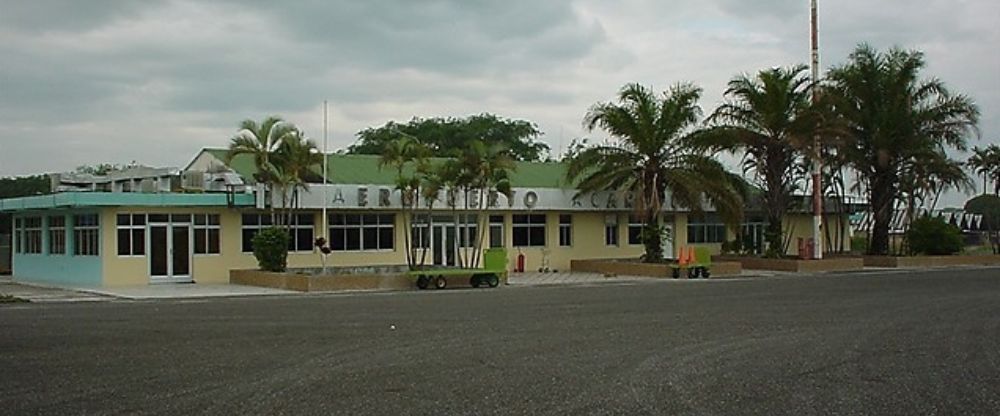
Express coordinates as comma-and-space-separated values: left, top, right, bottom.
408, 248, 508, 290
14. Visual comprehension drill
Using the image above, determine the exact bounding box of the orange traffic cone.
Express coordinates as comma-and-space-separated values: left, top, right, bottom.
687, 246, 697, 265
678, 246, 689, 266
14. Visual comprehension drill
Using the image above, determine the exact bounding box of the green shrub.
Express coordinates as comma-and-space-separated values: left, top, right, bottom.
252, 227, 290, 272
906, 216, 963, 255
850, 235, 868, 253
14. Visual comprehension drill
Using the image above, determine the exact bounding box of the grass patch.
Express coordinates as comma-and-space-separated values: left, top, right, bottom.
963, 245, 997, 256
0, 293, 30, 303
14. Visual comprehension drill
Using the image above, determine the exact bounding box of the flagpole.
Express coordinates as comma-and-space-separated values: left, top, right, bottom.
322, 100, 329, 241
810, 0, 823, 259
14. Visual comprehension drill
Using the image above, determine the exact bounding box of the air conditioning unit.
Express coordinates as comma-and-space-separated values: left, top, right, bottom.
182, 171, 205, 191
139, 179, 156, 193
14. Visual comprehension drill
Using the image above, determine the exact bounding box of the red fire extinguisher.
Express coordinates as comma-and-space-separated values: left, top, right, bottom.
516, 248, 525, 273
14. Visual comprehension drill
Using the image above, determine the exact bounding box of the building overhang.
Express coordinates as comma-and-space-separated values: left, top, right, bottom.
0, 192, 255, 212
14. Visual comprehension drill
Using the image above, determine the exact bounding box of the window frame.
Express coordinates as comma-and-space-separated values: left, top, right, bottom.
489, 215, 505, 248
241, 213, 274, 253
23, 216, 42, 254
687, 214, 727, 244
558, 214, 572, 247
512, 214, 546, 247
328, 213, 395, 252
605, 215, 619, 247
49, 215, 66, 255
14, 217, 23, 254
286, 213, 315, 253
73, 214, 100, 256
627, 215, 644, 246
193, 214, 221, 255
116, 214, 147, 257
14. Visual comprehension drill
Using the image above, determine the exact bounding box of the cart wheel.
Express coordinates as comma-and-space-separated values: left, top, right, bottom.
416, 275, 430, 290
702, 268, 711, 279
688, 267, 699, 279
470, 275, 481, 288
487, 274, 500, 288
434, 275, 447, 290
672, 268, 680, 279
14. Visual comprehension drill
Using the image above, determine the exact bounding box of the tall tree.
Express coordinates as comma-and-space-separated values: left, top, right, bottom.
378, 135, 429, 269
700, 65, 815, 257
271, 132, 323, 227
827, 45, 979, 255
349, 113, 549, 161
967, 145, 1000, 195
226, 116, 299, 184
226, 116, 300, 220
567, 83, 745, 262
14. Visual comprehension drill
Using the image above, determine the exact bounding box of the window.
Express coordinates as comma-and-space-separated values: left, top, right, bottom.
628, 215, 644, 245
512, 214, 546, 247
458, 215, 478, 248
49, 216, 66, 255
329, 213, 394, 251
116, 214, 146, 256
23, 217, 42, 254
14, 218, 22, 254
687, 214, 727, 244
411, 215, 429, 249
558, 214, 572, 247
287, 213, 315, 252
194, 214, 221, 255
489, 215, 505, 248
73, 214, 100, 256
605, 215, 619, 246
241, 213, 273, 253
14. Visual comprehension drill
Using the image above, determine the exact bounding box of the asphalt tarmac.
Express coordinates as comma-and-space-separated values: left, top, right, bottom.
1, 268, 998, 415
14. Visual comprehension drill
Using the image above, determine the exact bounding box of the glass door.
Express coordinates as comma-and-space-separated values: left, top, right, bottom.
148, 215, 193, 282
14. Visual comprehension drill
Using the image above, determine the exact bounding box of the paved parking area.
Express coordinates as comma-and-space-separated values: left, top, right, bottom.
1, 268, 997, 415
0, 280, 111, 303
507, 271, 650, 286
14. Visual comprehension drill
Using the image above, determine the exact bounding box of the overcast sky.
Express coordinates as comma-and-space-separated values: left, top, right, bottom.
1, 0, 998, 206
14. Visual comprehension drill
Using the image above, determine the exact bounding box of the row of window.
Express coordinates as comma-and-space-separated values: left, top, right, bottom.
13, 214, 99, 256
116, 214, 221, 256
15, 212, 744, 258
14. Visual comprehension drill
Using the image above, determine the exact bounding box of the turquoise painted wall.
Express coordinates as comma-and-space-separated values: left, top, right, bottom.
11, 209, 103, 287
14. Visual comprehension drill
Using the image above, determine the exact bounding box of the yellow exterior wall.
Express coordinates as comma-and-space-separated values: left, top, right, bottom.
782, 214, 852, 257
98, 205, 853, 286
502, 212, 644, 273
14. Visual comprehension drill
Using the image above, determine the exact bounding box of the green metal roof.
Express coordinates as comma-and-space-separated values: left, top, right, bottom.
0, 192, 254, 212
202, 148, 572, 188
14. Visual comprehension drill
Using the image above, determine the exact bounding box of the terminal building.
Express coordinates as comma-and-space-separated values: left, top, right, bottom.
0, 148, 852, 287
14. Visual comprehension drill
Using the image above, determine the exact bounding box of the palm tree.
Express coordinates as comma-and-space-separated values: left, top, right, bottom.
567, 83, 746, 262
700, 65, 815, 257
271, 132, 322, 227
968, 145, 1000, 195
227, 116, 299, 183
227, 116, 300, 220
378, 135, 429, 269
455, 139, 514, 267
827, 44, 979, 255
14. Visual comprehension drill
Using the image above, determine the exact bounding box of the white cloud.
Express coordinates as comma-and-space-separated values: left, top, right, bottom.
0, 0, 997, 206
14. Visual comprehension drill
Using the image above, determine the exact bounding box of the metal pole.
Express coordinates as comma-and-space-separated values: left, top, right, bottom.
322, 100, 329, 241
810, 0, 823, 259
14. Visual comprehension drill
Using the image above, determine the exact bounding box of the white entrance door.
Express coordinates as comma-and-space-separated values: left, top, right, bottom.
661, 224, 674, 260
148, 215, 192, 283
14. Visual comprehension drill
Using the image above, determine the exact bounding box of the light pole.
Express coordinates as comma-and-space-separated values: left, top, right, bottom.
810, 0, 823, 259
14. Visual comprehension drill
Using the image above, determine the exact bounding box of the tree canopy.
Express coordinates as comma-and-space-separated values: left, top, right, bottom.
0, 175, 50, 199
348, 113, 549, 161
